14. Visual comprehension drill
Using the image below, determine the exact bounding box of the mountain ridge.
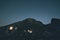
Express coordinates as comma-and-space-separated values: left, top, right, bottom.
0, 18, 60, 40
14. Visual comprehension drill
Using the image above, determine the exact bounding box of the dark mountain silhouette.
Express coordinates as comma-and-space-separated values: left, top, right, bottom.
46, 18, 60, 40
0, 18, 60, 40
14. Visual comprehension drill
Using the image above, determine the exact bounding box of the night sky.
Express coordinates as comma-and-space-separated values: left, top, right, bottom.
0, 0, 60, 26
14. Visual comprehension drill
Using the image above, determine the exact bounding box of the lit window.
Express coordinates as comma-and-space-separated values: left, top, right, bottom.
9, 26, 14, 31
28, 30, 32, 33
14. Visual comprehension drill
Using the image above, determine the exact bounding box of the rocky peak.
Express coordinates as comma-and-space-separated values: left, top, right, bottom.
51, 18, 60, 24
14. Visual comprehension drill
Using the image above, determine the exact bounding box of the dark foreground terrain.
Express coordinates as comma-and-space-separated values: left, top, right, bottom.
0, 18, 60, 40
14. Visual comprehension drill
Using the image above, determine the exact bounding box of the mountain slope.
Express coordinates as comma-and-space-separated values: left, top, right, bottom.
0, 18, 60, 40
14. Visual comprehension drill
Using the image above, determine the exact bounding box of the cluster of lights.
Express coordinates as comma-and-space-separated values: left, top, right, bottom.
9, 26, 18, 31
9, 26, 32, 33
24, 29, 32, 33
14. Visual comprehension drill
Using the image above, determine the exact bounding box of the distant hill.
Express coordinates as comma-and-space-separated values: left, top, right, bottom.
0, 18, 60, 40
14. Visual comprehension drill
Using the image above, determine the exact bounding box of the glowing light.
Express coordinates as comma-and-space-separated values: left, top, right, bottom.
24, 30, 26, 32
28, 30, 32, 33
15, 27, 18, 30
9, 26, 14, 30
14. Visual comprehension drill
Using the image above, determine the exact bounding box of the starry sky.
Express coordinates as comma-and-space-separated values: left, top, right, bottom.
0, 0, 60, 26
